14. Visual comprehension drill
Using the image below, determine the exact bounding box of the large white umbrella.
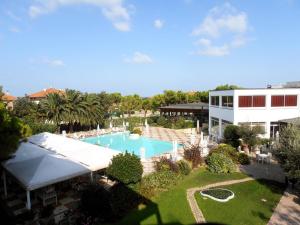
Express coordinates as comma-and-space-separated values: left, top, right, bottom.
109, 121, 113, 129
190, 134, 196, 145
173, 140, 178, 161
140, 147, 146, 162
145, 119, 148, 127
97, 124, 100, 132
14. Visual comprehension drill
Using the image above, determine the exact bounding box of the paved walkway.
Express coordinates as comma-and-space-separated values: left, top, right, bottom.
268, 189, 300, 225
186, 177, 254, 223
239, 160, 285, 183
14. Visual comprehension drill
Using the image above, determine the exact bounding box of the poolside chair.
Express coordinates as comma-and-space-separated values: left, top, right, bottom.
265, 152, 272, 164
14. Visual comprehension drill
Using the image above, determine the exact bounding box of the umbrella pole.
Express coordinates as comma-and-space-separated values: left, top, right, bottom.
2, 171, 7, 198
26, 190, 31, 210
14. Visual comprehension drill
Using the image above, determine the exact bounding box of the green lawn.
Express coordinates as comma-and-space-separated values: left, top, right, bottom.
195, 180, 285, 225
116, 168, 248, 225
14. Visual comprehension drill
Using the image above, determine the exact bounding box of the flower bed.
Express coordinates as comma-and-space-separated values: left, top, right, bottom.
200, 188, 234, 202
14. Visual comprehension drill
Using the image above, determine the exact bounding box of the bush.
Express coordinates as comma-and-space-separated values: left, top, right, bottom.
131, 127, 142, 135
238, 153, 250, 165
183, 145, 202, 168
139, 170, 181, 198
155, 157, 179, 173
209, 144, 239, 163
107, 152, 143, 185
177, 160, 192, 175
24, 119, 58, 134
206, 153, 236, 173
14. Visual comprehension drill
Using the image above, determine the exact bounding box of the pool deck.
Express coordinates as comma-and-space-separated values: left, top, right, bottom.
142, 126, 194, 144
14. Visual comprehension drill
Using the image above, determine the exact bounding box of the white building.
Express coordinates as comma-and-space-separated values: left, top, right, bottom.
209, 88, 300, 139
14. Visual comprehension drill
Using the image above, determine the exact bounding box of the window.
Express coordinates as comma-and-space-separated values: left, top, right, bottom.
239, 95, 266, 107
222, 96, 233, 107
210, 96, 219, 106
271, 95, 298, 107
238, 122, 266, 134
271, 95, 284, 107
285, 95, 297, 106
253, 96, 266, 107
239, 96, 252, 107
211, 117, 219, 135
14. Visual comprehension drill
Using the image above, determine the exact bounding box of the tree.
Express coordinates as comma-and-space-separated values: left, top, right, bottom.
141, 98, 151, 117
176, 91, 187, 103
163, 90, 177, 105
151, 94, 165, 112
13, 97, 38, 118
0, 86, 3, 100
120, 95, 141, 117
223, 125, 241, 148
239, 125, 263, 149
0, 102, 31, 160
215, 84, 240, 90
274, 125, 300, 181
39, 93, 65, 131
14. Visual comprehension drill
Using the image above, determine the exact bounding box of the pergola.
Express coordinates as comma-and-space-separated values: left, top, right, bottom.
159, 102, 209, 124
1, 132, 120, 210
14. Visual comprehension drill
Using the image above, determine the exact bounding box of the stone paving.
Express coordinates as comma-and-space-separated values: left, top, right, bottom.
142, 126, 197, 144
186, 177, 254, 223
267, 189, 300, 225
239, 160, 285, 183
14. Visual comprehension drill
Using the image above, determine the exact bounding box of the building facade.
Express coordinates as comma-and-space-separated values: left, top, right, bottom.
1, 93, 16, 110
27, 88, 64, 104
209, 88, 300, 139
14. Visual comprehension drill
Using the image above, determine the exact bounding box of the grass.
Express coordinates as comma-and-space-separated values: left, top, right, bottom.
195, 179, 285, 225
115, 168, 248, 225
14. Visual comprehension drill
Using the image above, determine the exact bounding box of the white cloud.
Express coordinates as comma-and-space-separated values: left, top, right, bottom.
124, 52, 153, 64
44, 58, 65, 67
191, 3, 252, 56
9, 27, 21, 33
30, 57, 65, 67
154, 19, 164, 29
28, 0, 132, 32
6, 10, 21, 21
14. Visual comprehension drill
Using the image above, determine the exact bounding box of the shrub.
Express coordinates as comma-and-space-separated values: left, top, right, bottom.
206, 153, 236, 173
131, 127, 142, 135
209, 144, 239, 163
238, 153, 250, 165
177, 160, 192, 175
139, 170, 181, 198
155, 157, 179, 173
183, 145, 202, 168
107, 152, 143, 185
25, 119, 58, 134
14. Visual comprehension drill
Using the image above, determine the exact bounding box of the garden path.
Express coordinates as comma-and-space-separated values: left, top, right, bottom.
186, 177, 254, 223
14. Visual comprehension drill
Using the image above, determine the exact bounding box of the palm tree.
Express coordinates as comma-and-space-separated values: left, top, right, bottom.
62, 90, 87, 132
39, 93, 65, 132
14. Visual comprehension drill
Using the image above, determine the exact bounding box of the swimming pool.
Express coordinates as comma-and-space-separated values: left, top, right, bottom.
82, 132, 177, 158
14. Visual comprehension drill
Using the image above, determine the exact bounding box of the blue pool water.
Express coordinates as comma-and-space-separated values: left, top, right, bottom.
82, 132, 178, 158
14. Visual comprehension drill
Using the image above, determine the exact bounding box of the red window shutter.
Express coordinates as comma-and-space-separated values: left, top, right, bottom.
285, 95, 297, 106
271, 95, 284, 107
239, 96, 252, 107
253, 96, 266, 107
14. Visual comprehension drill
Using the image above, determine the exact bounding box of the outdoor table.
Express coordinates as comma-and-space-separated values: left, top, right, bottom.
258, 153, 268, 163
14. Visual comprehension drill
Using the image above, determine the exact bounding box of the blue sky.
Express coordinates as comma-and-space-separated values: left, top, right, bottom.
0, 0, 299, 97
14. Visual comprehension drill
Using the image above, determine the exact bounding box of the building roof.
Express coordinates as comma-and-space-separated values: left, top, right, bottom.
2, 132, 120, 191
159, 102, 208, 110
28, 88, 64, 99
279, 117, 300, 126
2, 93, 17, 101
